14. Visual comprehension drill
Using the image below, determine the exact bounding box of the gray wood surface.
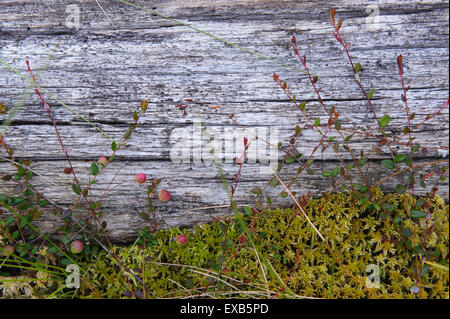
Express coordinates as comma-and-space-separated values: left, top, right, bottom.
0, 0, 448, 241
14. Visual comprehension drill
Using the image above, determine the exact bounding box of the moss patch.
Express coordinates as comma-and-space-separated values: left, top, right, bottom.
69, 190, 448, 298
1, 190, 448, 298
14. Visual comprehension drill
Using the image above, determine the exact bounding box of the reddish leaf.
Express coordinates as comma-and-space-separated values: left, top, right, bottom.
328, 117, 333, 126
336, 18, 342, 31
330, 8, 336, 23
397, 54, 403, 75
273, 73, 279, 82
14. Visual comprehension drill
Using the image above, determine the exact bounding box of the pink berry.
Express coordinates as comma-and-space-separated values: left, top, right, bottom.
70, 240, 84, 254
135, 173, 147, 184
158, 189, 171, 202
3, 245, 14, 256
148, 192, 155, 198
98, 156, 108, 165
176, 234, 187, 245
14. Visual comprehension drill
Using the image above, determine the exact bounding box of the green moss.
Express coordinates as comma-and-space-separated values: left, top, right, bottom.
34, 191, 450, 298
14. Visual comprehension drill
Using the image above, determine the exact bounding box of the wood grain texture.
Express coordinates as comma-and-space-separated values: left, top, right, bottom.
0, 0, 448, 241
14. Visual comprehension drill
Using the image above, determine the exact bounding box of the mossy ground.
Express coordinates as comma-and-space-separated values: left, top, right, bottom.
1, 190, 448, 298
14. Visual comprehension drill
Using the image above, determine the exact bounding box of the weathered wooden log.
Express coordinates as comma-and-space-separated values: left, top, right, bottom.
0, 0, 448, 242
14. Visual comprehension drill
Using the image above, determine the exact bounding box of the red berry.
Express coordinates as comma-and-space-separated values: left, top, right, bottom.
158, 189, 171, 202
135, 173, 147, 184
98, 156, 108, 165
176, 234, 187, 245
70, 240, 84, 254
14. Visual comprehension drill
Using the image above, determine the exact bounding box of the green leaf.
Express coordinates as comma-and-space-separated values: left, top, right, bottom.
411, 210, 427, 218
243, 206, 253, 216
269, 177, 278, 187
358, 158, 368, 167
250, 187, 262, 195
378, 115, 390, 129
71, 183, 81, 195
395, 184, 406, 194
10, 197, 25, 205
344, 134, 354, 142
61, 235, 70, 245
358, 197, 367, 205
394, 154, 407, 163
403, 156, 412, 167
280, 191, 288, 198
39, 200, 49, 207
355, 63, 362, 73
322, 171, 331, 177
137, 229, 147, 237
111, 141, 117, 151
5, 215, 15, 226
381, 159, 395, 170
331, 167, 339, 178
402, 228, 412, 237
314, 118, 320, 127
416, 199, 426, 208
25, 171, 33, 180
61, 258, 72, 266
360, 186, 368, 193
368, 89, 374, 100
285, 155, 295, 164
90, 162, 99, 176
334, 119, 341, 130
382, 203, 395, 213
